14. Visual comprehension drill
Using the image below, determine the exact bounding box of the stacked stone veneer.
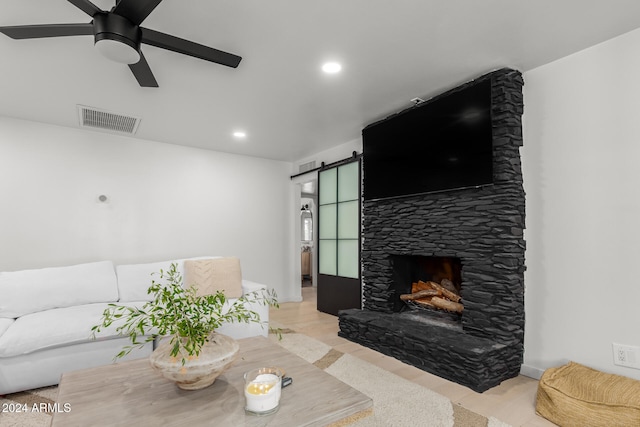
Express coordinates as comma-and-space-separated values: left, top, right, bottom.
338, 68, 525, 392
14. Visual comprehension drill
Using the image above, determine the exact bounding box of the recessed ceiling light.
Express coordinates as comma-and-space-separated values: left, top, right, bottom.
233, 131, 247, 138
322, 62, 342, 74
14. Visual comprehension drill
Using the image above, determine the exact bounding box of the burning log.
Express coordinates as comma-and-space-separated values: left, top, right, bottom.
440, 278, 457, 294
430, 296, 463, 313
401, 279, 463, 314
411, 280, 461, 303
399, 289, 441, 301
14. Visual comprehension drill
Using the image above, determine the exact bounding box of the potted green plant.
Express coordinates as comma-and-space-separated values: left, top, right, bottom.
92, 262, 279, 390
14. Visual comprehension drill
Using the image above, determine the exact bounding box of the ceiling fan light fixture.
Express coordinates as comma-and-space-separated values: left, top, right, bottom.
93, 12, 141, 64
95, 37, 140, 64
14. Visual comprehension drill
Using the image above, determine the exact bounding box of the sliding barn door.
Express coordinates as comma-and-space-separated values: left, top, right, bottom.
317, 160, 361, 315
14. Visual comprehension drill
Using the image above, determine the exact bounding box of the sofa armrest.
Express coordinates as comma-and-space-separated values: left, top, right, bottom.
211, 280, 270, 340
241, 280, 267, 295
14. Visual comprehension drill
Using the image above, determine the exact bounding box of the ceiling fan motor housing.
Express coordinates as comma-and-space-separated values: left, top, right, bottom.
93, 12, 141, 52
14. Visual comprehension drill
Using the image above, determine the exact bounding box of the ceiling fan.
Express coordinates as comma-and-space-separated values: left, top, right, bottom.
0, 0, 242, 87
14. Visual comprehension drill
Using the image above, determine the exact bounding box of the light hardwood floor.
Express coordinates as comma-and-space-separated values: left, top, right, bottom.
270, 286, 557, 427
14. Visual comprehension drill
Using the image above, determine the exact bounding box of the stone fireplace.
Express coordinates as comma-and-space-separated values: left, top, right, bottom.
338, 68, 525, 392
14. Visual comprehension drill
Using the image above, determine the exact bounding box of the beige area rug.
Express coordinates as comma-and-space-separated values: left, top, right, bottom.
0, 332, 513, 427
0, 387, 58, 427
273, 331, 513, 427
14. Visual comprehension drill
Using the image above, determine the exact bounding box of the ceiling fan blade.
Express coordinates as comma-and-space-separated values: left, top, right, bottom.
113, 0, 163, 26
67, 0, 102, 17
141, 28, 241, 68
0, 23, 93, 39
129, 51, 159, 87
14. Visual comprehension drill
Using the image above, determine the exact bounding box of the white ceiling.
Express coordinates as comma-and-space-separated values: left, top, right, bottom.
2, 0, 640, 162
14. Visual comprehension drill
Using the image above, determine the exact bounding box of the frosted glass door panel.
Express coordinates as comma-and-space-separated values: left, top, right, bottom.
338, 161, 359, 202
319, 240, 337, 275
319, 168, 337, 205
338, 201, 359, 239
319, 204, 337, 239
337, 240, 359, 279
317, 159, 361, 315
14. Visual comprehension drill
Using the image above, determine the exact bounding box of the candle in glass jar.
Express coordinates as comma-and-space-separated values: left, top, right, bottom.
244, 373, 281, 413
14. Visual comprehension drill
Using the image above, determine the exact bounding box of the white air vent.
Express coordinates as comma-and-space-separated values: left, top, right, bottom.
299, 161, 316, 173
77, 105, 141, 135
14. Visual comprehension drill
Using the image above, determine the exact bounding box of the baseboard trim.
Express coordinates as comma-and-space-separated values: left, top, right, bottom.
520, 364, 545, 380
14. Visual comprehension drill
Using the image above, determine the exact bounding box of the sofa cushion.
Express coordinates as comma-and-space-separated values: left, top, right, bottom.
184, 257, 243, 298
536, 361, 640, 427
0, 261, 119, 318
116, 260, 178, 302
116, 257, 220, 302
0, 318, 14, 338
0, 302, 148, 358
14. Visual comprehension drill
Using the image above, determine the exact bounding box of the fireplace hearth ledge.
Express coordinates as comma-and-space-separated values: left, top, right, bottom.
338, 309, 521, 393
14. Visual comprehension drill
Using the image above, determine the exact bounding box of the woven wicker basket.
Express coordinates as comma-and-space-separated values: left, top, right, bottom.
536, 361, 640, 427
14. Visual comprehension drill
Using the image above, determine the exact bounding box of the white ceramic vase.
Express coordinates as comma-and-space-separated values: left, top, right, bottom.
149, 332, 239, 390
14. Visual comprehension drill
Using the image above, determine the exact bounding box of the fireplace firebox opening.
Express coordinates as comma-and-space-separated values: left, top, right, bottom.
391, 255, 463, 317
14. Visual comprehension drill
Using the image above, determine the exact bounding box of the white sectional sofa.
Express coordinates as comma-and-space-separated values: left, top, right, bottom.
0, 257, 270, 395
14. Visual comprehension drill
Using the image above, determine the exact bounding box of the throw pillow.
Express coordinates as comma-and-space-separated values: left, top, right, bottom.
184, 257, 243, 299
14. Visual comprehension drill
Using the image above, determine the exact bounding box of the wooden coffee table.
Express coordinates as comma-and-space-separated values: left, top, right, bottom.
51, 336, 372, 426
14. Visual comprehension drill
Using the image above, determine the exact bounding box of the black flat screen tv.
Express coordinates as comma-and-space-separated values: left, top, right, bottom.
363, 79, 493, 201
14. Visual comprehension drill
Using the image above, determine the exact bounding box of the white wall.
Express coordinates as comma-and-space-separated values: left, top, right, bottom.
0, 117, 298, 302
292, 137, 362, 174
522, 28, 640, 380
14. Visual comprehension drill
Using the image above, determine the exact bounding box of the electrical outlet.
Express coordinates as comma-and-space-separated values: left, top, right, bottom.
612, 343, 640, 369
